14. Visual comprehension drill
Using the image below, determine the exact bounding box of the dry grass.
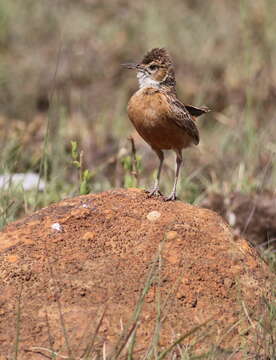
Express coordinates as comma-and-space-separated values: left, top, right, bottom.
0, 2, 275, 232
2, 3, 276, 356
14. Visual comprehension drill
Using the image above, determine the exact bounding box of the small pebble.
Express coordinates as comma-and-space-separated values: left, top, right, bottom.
165, 231, 178, 240
51, 223, 63, 232
147, 211, 161, 222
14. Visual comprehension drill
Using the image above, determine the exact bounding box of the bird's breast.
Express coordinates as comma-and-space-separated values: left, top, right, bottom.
127, 87, 193, 150
127, 88, 168, 129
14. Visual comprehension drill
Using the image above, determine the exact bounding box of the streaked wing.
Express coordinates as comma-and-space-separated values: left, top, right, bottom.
167, 97, 200, 145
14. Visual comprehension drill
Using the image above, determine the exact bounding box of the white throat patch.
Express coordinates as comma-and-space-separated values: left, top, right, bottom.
137, 71, 160, 89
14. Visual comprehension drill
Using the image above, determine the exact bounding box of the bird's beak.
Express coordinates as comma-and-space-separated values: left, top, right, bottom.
121, 63, 141, 70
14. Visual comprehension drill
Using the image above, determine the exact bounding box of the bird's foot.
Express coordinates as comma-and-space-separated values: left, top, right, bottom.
164, 192, 177, 201
145, 186, 162, 198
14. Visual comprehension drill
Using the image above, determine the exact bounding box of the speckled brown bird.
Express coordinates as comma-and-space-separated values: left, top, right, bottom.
122, 48, 209, 201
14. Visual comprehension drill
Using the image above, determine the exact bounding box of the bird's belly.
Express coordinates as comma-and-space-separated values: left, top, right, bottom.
127, 91, 192, 150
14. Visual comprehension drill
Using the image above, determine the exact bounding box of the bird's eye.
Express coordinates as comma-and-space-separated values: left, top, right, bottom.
149, 64, 158, 71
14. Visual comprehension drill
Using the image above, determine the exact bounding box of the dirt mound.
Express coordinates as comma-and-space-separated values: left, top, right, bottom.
0, 189, 274, 359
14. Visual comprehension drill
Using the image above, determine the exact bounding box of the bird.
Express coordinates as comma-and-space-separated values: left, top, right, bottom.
122, 48, 209, 201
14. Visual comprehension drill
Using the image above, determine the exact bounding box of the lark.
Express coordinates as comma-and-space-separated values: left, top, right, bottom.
122, 48, 209, 201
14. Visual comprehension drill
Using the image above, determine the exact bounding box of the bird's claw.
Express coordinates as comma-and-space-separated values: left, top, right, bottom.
164, 192, 177, 201
145, 187, 162, 198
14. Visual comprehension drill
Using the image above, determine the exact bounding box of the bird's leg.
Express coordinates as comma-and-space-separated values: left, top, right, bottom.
147, 149, 164, 197
165, 150, 182, 201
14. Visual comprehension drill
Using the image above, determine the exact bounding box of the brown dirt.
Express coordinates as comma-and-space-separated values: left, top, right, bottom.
0, 188, 274, 359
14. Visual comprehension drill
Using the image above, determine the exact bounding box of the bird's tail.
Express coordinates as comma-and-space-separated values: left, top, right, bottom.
186, 105, 211, 118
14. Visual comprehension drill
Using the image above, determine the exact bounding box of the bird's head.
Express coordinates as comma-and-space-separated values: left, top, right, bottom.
122, 48, 176, 90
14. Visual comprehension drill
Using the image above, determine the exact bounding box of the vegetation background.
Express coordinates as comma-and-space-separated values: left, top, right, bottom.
0, 0, 275, 230
0, 1, 275, 358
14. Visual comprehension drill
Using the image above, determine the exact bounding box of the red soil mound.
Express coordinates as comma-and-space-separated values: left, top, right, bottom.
0, 189, 274, 359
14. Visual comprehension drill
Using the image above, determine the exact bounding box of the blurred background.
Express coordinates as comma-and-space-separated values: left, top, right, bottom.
0, 0, 275, 251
